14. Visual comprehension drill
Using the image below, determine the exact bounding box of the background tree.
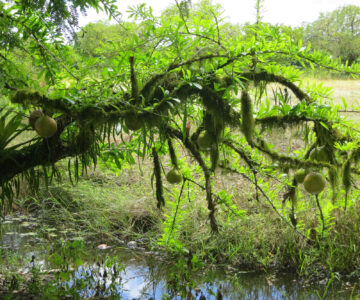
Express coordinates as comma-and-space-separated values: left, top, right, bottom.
304, 5, 360, 64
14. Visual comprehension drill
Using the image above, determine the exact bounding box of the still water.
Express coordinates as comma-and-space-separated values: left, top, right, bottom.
0, 213, 358, 299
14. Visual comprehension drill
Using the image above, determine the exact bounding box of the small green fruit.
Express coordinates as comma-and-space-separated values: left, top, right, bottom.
166, 168, 182, 184
124, 113, 143, 131
303, 172, 326, 195
35, 115, 57, 138
309, 146, 329, 163
294, 169, 307, 184
317, 146, 329, 162
197, 131, 213, 150
29, 110, 44, 129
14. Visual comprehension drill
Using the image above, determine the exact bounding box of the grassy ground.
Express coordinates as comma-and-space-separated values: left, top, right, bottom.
305, 78, 360, 107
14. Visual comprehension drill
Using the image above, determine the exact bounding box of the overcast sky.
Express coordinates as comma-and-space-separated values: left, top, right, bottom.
79, 0, 360, 27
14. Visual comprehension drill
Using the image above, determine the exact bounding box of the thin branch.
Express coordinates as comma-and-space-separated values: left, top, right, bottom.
315, 194, 326, 237
30, 34, 79, 82
38, 46, 55, 85
175, 0, 227, 51
167, 178, 186, 242
166, 126, 218, 233
183, 176, 243, 217
223, 165, 308, 240
99, 0, 127, 31
209, 8, 221, 46
3, 13, 79, 82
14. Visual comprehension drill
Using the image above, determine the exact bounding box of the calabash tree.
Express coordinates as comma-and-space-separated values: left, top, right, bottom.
1, 0, 360, 238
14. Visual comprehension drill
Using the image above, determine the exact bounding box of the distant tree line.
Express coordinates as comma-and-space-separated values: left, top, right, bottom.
75, 4, 360, 67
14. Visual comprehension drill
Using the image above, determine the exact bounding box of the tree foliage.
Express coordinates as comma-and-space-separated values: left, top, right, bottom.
1, 0, 360, 236
304, 5, 360, 64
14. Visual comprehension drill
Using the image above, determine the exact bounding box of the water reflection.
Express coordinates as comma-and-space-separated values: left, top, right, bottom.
0, 214, 358, 299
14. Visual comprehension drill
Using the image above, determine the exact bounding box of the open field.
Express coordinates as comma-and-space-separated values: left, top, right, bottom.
265, 78, 360, 125
306, 78, 360, 107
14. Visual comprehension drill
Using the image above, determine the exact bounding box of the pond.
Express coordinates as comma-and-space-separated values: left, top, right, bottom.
0, 212, 358, 299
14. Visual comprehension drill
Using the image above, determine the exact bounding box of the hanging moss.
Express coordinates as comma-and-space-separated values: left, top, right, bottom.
152, 147, 165, 209
129, 56, 139, 102
143, 111, 163, 129
11, 89, 43, 105
342, 159, 351, 209
210, 144, 219, 172
328, 168, 338, 202
288, 178, 298, 228
78, 106, 106, 124
76, 125, 96, 153
241, 90, 255, 144
352, 147, 360, 164
142, 72, 181, 104
167, 139, 178, 169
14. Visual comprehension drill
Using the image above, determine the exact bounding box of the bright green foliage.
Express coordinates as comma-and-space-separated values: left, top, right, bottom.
1, 0, 360, 257
0, 109, 25, 153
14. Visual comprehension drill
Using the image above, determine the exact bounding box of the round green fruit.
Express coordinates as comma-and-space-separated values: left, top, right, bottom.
309, 147, 319, 160
166, 168, 182, 184
294, 169, 307, 184
124, 113, 142, 131
303, 172, 326, 195
317, 146, 329, 162
197, 131, 213, 150
309, 146, 329, 163
35, 115, 57, 138
29, 110, 44, 129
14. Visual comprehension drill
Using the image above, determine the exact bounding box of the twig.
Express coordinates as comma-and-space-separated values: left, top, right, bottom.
175, 0, 227, 51
167, 178, 186, 243
222, 165, 308, 240
315, 194, 325, 237
4, 13, 79, 81
210, 8, 221, 46
166, 126, 218, 233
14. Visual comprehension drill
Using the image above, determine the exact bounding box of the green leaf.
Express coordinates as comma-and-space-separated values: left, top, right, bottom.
320, 122, 329, 130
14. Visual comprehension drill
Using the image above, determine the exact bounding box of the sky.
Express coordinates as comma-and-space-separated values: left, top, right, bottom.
79, 0, 360, 28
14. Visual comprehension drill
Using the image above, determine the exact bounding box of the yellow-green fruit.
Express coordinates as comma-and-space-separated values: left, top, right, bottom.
197, 131, 213, 150
124, 114, 142, 131
309, 146, 329, 162
166, 168, 182, 184
29, 110, 44, 129
145, 114, 161, 129
309, 148, 318, 160
294, 169, 307, 184
34, 115, 57, 138
303, 172, 326, 195
317, 146, 329, 162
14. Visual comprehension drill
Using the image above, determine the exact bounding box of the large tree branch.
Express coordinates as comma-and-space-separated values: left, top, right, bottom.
0, 139, 78, 185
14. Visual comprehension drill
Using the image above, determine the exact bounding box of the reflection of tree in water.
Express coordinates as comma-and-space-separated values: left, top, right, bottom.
123, 259, 340, 299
